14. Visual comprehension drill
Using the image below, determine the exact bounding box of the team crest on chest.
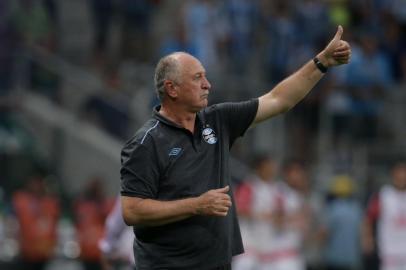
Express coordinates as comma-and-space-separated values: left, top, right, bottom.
202, 127, 218, 144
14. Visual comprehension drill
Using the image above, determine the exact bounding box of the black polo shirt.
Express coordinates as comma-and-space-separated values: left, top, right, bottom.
120, 99, 258, 270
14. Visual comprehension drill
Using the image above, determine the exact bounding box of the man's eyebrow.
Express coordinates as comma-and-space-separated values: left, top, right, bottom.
194, 71, 206, 76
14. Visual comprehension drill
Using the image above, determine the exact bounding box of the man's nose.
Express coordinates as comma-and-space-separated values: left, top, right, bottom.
202, 77, 211, 90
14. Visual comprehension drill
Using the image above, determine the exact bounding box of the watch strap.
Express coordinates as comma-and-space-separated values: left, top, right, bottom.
313, 57, 328, 73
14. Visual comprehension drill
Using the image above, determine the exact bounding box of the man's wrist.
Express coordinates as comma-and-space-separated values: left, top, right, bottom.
313, 54, 328, 73
190, 197, 202, 215
316, 52, 329, 67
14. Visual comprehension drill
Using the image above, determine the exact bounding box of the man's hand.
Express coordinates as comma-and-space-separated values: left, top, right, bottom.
195, 186, 232, 216
317, 25, 351, 67
253, 25, 352, 124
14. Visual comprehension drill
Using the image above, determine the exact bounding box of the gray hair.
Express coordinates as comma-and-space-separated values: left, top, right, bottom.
154, 54, 182, 101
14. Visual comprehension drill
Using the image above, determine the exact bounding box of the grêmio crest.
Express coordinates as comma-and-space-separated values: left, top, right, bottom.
202, 127, 218, 144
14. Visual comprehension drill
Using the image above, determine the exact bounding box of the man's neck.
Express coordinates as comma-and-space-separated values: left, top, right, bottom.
159, 105, 196, 133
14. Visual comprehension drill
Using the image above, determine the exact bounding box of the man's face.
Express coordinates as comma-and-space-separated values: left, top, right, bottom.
257, 159, 275, 182
392, 164, 406, 191
285, 165, 308, 192
175, 55, 211, 112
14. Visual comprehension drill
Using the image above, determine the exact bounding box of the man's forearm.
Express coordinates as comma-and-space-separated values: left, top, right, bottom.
122, 196, 198, 227
270, 58, 324, 110
121, 186, 232, 227
254, 58, 324, 123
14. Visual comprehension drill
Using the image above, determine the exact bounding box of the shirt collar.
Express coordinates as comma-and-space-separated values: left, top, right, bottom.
152, 105, 204, 130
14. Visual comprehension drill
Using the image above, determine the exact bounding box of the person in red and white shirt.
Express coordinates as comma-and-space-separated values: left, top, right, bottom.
99, 196, 135, 270
363, 159, 406, 270
233, 155, 308, 270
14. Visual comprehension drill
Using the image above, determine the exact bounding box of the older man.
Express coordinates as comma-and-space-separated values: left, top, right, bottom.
120, 26, 351, 270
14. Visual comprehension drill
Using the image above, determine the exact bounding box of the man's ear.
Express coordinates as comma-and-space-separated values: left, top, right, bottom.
164, 80, 178, 98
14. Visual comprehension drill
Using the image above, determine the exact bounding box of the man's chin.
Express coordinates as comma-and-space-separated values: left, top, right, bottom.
199, 97, 208, 105
192, 101, 208, 112
201, 100, 208, 108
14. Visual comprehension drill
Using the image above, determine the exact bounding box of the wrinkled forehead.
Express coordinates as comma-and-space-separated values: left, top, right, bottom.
174, 53, 206, 75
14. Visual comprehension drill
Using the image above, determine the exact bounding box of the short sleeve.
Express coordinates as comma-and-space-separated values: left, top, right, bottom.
120, 142, 160, 199
215, 99, 258, 145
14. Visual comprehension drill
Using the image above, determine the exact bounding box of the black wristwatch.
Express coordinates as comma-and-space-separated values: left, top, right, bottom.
313, 57, 328, 73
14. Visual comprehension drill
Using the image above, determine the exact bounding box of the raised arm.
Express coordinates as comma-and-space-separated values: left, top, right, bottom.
253, 25, 351, 125
121, 186, 232, 226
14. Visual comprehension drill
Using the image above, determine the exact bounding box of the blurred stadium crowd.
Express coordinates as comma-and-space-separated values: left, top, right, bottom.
0, 0, 405, 269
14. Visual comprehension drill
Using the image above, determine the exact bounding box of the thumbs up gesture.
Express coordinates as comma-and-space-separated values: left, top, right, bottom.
317, 25, 351, 68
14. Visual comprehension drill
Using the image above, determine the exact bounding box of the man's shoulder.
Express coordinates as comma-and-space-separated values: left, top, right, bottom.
201, 103, 221, 115
202, 99, 259, 115
199, 102, 234, 118
123, 118, 161, 149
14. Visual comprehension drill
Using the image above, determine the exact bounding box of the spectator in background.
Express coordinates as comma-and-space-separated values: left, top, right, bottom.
158, 24, 192, 58
10, 0, 60, 102
89, 0, 114, 67
282, 159, 323, 270
221, 0, 258, 74
118, 0, 155, 62
321, 175, 363, 270
348, 0, 383, 35
324, 78, 354, 146
345, 31, 394, 87
74, 177, 114, 270
12, 172, 60, 270
99, 196, 135, 270
380, 15, 406, 82
81, 69, 130, 139
272, 159, 310, 270
182, 0, 223, 73
344, 30, 394, 141
260, 0, 297, 83
295, 0, 330, 47
233, 154, 278, 270
383, 0, 406, 27
362, 159, 406, 270
234, 154, 308, 270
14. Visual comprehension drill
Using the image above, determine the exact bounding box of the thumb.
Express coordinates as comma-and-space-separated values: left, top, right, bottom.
333, 25, 343, 41
215, 185, 230, 193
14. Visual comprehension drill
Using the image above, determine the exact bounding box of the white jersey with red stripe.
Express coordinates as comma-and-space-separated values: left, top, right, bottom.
234, 176, 305, 270
378, 185, 406, 267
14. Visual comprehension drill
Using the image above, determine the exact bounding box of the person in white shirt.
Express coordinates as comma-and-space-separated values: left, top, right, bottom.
99, 196, 135, 270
